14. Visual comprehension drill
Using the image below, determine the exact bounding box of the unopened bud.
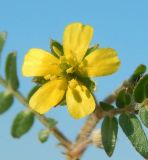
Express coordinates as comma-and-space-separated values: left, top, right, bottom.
91, 129, 103, 148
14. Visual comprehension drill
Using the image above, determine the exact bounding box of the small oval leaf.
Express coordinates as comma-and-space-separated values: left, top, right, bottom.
101, 117, 118, 157
100, 102, 114, 111
0, 91, 13, 114
27, 85, 40, 100
11, 110, 34, 138
139, 107, 148, 128
0, 32, 7, 54
116, 89, 131, 108
129, 64, 147, 83
133, 74, 148, 103
119, 113, 148, 158
5, 52, 19, 90
38, 129, 50, 143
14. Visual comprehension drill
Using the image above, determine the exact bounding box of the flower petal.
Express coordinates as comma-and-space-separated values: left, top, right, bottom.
66, 80, 95, 119
22, 48, 60, 77
63, 23, 93, 63
80, 48, 120, 77
29, 78, 67, 114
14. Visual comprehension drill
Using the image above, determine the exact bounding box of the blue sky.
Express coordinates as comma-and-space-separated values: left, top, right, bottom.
0, 0, 148, 159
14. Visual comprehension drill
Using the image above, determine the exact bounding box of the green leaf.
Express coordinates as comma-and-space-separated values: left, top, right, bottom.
38, 129, 50, 143
139, 107, 148, 128
129, 64, 147, 83
47, 117, 57, 129
50, 39, 63, 57
119, 113, 148, 158
101, 117, 118, 157
5, 52, 19, 90
133, 74, 148, 103
116, 89, 131, 108
27, 85, 40, 100
0, 32, 7, 54
0, 91, 13, 114
100, 102, 114, 111
77, 76, 96, 93
85, 44, 99, 57
11, 110, 34, 138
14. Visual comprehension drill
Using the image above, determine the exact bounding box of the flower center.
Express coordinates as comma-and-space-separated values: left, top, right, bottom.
59, 56, 79, 80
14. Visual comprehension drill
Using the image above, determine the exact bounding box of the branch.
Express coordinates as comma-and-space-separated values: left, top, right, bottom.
0, 76, 72, 150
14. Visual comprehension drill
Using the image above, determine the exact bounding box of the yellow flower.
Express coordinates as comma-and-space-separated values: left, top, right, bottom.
22, 22, 120, 119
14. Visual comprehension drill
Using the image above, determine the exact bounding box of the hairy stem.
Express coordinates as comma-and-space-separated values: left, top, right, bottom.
0, 76, 72, 150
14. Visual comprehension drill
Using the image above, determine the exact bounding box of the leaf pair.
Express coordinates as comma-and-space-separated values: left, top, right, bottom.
0, 32, 19, 114
0, 32, 19, 90
101, 112, 148, 158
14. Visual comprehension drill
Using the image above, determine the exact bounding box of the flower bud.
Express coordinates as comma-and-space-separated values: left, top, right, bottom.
91, 129, 103, 148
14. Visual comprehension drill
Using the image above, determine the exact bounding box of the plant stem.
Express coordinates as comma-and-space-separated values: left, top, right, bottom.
0, 76, 72, 150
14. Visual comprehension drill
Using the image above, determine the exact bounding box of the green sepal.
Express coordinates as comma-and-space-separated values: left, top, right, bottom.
5, 52, 19, 90
38, 129, 50, 143
0, 32, 7, 54
119, 113, 148, 158
101, 116, 118, 157
11, 110, 34, 138
116, 89, 131, 108
77, 76, 96, 93
32, 77, 48, 85
0, 91, 13, 114
85, 44, 99, 57
27, 85, 40, 100
139, 106, 148, 128
129, 64, 147, 83
133, 74, 148, 103
50, 39, 63, 58
100, 102, 114, 111
60, 99, 66, 106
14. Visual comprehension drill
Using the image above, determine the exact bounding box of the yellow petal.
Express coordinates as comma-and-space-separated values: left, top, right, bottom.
80, 48, 120, 77
22, 48, 60, 77
29, 78, 67, 114
66, 80, 95, 119
63, 23, 93, 63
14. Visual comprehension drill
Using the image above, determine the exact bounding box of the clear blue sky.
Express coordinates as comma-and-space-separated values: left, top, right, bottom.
0, 0, 148, 159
